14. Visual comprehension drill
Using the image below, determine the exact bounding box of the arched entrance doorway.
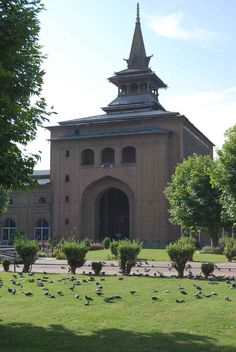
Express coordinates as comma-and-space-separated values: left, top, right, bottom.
98, 188, 129, 240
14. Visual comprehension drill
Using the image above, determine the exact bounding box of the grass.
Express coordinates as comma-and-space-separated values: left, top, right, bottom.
0, 272, 236, 352
86, 248, 229, 263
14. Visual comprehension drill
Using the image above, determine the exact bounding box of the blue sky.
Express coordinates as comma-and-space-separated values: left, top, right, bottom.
31, 0, 236, 169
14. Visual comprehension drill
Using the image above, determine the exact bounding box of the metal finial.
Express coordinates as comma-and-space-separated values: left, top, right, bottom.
136, 3, 140, 23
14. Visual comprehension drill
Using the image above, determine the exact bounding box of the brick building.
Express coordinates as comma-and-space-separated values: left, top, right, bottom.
0, 5, 213, 247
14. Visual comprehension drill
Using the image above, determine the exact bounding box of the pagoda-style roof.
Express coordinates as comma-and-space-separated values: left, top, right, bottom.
103, 3, 167, 114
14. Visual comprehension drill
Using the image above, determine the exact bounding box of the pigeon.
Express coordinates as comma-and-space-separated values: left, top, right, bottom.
96, 291, 103, 296
118, 277, 124, 281
48, 294, 55, 299
193, 284, 202, 290
152, 289, 158, 293
74, 294, 80, 299
194, 293, 202, 299
151, 296, 159, 301
130, 290, 136, 295
37, 282, 44, 287
85, 295, 93, 301
180, 290, 188, 295
25, 292, 33, 296
84, 300, 90, 306
224, 296, 231, 301
57, 291, 64, 296
8, 288, 16, 294
113, 295, 122, 300
176, 299, 185, 303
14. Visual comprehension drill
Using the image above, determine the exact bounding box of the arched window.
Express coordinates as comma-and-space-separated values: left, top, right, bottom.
39, 197, 46, 204
65, 195, 69, 203
65, 150, 70, 157
34, 218, 50, 241
65, 218, 69, 225
65, 174, 70, 182
81, 149, 94, 166
101, 148, 115, 166
122, 146, 136, 163
1, 218, 16, 243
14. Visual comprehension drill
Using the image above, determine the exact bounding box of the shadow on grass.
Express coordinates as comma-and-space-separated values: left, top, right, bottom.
0, 323, 234, 352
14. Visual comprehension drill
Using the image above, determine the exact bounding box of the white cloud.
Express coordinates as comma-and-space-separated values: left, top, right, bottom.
163, 87, 236, 152
147, 11, 214, 41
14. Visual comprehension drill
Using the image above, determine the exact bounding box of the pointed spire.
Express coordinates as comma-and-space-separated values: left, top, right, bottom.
126, 3, 151, 69
136, 3, 140, 23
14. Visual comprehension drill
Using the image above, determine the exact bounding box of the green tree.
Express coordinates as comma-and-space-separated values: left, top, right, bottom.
0, 186, 9, 214
213, 125, 236, 224
0, 0, 53, 190
165, 154, 222, 246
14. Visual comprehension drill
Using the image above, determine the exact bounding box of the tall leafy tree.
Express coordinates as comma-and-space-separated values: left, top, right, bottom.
165, 154, 222, 246
213, 125, 236, 224
0, 0, 53, 190
0, 187, 9, 214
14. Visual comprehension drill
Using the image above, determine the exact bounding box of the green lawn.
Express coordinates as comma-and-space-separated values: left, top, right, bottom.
86, 248, 229, 263
0, 272, 235, 352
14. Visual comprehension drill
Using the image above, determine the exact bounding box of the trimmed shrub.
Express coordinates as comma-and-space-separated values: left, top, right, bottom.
83, 238, 92, 248
90, 242, 103, 251
201, 262, 215, 278
166, 240, 195, 278
102, 237, 111, 249
61, 239, 88, 274
91, 261, 103, 275
14, 233, 38, 273
53, 249, 66, 259
201, 246, 223, 254
2, 258, 10, 272
224, 240, 236, 262
219, 234, 232, 248
110, 240, 119, 258
118, 240, 142, 275
178, 236, 197, 260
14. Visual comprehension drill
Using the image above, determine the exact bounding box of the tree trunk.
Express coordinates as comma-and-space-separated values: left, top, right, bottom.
211, 232, 219, 247
70, 266, 76, 274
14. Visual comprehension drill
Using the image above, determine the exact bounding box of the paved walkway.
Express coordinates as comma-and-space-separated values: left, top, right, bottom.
1, 257, 236, 277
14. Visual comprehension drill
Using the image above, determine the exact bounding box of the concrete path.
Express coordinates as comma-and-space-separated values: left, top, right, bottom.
1, 257, 236, 277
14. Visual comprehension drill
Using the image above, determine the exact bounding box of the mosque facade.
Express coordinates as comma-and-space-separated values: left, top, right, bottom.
0, 5, 213, 247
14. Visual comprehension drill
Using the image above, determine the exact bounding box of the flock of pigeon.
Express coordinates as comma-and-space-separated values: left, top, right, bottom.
0, 271, 235, 306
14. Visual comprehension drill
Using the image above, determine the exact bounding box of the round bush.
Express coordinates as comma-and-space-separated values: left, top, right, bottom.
201, 262, 214, 278
91, 261, 103, 275
110, 240, 119, 258
201, 246, 223, 254
2, 258, 10, 272
14, 233, 38, 273
118, 240, 142, 275
102, 237, 111, 249
61, 240, 88, 274
166, 240, 195, 278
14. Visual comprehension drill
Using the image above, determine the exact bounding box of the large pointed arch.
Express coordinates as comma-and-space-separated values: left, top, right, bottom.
81, 176, 135, 239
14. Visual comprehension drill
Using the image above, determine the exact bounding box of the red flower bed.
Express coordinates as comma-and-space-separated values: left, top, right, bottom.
89, 242, 104, 250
